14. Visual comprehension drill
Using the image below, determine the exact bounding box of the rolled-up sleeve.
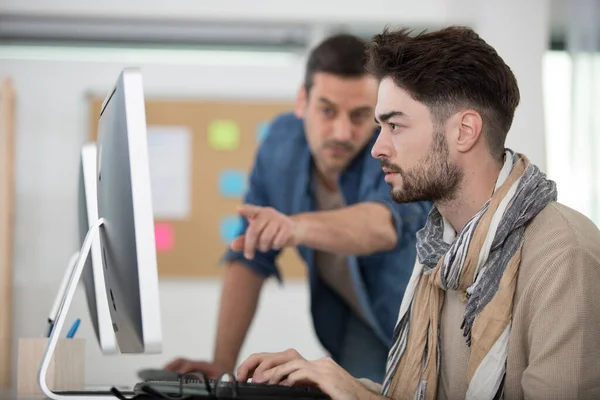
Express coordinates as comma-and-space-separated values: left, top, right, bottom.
220, 139, 282, 281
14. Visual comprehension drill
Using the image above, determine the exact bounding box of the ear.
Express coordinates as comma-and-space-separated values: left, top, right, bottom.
456, 110, 483, 153
294, 85, 308, 118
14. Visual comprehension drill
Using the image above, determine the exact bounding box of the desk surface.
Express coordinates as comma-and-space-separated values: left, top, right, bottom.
0, 386, 133, 399
0, 388, 44, 400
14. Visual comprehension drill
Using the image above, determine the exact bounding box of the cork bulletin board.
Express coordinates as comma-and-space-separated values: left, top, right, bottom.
88, 96, 307, 279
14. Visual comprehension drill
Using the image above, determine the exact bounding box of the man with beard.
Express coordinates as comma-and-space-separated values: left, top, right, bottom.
234, 26, 600, 400
163, 33, 431, 383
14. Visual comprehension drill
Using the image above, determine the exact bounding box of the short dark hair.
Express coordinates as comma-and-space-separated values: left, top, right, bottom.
365, 26, 520, 159
304, 33, 368, 92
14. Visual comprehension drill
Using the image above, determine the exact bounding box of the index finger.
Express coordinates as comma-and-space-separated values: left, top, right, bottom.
237, 204, 261, 219
237, 351, 300, 383
236, 353, 266, 381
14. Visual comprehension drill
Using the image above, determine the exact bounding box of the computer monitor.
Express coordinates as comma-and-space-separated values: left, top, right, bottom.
77, 142, 118, 354
96, 68, 162, 354
38, 68, 162, 400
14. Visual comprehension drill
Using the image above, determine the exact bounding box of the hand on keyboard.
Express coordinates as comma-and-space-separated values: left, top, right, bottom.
237, 348, 306, 384
237, 349, 375, 400
163, 357, 227, 379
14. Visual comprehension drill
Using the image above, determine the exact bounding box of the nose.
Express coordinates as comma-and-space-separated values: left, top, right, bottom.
371, 130, 392, 159
332, 116, 352, 141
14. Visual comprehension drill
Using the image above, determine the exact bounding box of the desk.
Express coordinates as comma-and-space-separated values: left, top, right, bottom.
0, 388, 231, 399
0, 386, 133, 400
0, 387, 44, 400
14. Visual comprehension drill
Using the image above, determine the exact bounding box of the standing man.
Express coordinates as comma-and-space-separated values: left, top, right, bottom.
164, 33, 431, 383
235, 26, 600, 400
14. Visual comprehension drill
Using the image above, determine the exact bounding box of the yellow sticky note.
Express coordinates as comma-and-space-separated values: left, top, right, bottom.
208, 120, 240, 150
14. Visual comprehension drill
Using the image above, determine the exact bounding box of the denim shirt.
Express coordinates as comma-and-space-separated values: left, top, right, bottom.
222, 112, 431, 360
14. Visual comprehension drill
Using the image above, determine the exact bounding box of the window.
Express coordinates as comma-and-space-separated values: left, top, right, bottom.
543, 50, 600, 224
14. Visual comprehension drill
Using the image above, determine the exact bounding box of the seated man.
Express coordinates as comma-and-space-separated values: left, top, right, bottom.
164, 34, 431, 383
234, 26, 600, 400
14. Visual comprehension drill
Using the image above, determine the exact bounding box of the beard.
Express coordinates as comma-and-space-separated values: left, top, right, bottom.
381, 131, 463, 204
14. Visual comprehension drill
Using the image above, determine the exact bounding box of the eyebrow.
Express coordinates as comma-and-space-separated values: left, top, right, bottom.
375, 111, 407, 123
318, 97, 374, 114
317, 97, 336, 107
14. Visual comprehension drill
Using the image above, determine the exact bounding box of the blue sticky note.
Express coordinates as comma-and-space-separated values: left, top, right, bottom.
219, 169, 247, 198
256, 121, 271, 144
220, 216, 243, 245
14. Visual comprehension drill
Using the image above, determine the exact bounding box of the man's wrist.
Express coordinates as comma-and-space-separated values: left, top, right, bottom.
356, 378, 383, 394
353, 378, 385, 400
213, 355, 236, 372
290, 213, 307, 247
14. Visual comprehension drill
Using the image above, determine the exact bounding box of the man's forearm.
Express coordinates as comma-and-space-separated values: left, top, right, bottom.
364, 393, 390, 400
213, 260, 265, 371
357, 378, 383, 394
292, 202, 397, 255
356, 378, 389, 399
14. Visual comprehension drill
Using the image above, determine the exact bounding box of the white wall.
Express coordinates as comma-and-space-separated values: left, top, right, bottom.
0, 0, 551, 389
473, 0, 550, 171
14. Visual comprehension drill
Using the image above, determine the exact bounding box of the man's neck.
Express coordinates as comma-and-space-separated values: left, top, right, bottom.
314, 163, 340, 193
436, 156, 503, 233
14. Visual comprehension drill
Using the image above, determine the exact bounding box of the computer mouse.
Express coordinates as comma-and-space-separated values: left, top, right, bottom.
137, 368, 180, 382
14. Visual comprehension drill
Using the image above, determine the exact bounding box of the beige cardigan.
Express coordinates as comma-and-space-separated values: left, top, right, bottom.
364, 202, 600, 399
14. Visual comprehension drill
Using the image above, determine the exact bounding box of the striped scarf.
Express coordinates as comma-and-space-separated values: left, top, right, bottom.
381, 150, 557, 400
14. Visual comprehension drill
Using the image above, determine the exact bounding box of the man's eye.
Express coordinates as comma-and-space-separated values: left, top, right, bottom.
351, 112, 371, 125
322, 107, 334, 117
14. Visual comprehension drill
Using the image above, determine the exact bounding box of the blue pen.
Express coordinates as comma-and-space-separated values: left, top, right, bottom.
66, 318, 81, 339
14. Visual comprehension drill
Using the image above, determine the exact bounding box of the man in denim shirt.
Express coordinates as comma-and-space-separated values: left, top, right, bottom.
164, 34, 430, 383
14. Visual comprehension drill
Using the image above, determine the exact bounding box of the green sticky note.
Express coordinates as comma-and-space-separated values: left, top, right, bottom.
208, 120, 240, 150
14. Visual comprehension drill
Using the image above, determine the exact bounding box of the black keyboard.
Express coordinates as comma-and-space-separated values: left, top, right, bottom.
135, 379, 331, 399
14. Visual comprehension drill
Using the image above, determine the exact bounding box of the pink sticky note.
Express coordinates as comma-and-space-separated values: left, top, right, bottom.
155, 223, 174, 252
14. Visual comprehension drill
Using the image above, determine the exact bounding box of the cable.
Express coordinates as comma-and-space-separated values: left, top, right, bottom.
181, 372, 212, 396
109, 387, 129, 400
139, 385, 173, 399
109, 371, 241, 399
